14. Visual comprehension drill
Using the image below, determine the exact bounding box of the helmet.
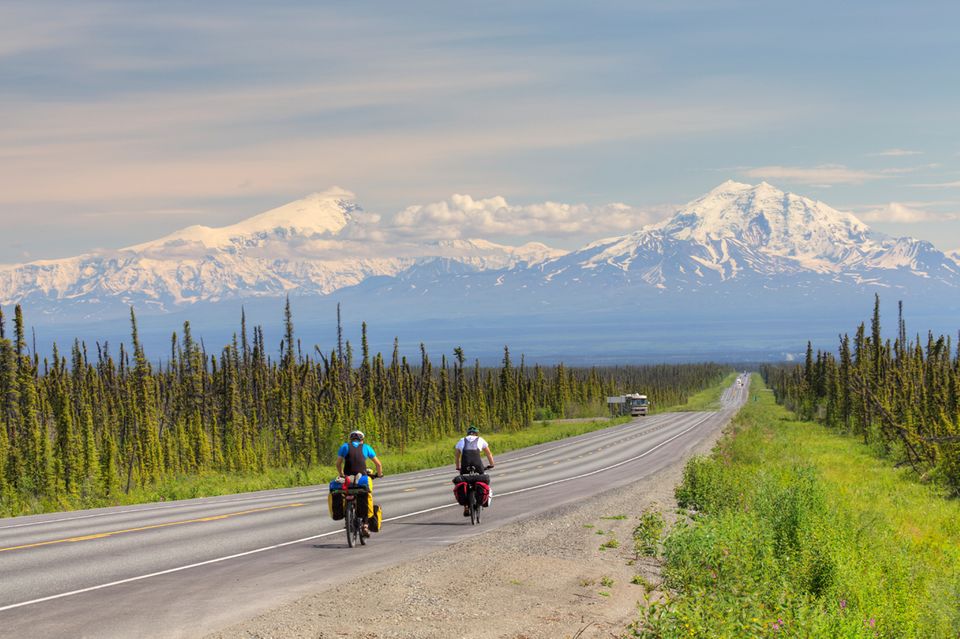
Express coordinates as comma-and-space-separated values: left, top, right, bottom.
466, 425, 479, 435
349, 430, 365, 441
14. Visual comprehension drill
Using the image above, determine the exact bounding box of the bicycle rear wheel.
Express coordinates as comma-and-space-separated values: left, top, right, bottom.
469, 489, 478, 525
345, 501, 356, 548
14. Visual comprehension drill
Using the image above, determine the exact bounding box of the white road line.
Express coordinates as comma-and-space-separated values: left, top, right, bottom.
495, 412, 713, 498
0, 409, 717, 613
0, 528, 343, 613
381, 413, 683, 484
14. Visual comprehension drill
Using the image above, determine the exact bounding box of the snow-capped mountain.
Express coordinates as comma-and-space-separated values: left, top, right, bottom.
524, 180, 960, 292
3, 181, 959, 362
0, 188, 566, 315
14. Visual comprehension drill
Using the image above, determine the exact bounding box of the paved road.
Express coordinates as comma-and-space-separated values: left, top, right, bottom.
0, 377, 749, 639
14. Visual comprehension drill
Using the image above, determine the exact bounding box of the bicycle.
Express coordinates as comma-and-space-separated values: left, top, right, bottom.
333, 469, 380, 548
458, 464, 493, 526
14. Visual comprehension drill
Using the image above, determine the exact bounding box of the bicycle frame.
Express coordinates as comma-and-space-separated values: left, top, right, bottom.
337, 487, 370, 547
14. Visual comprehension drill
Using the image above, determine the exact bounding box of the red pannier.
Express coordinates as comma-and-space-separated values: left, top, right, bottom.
453, 476, 491, 507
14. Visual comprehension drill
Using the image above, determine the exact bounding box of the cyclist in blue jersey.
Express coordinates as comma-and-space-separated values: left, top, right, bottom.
336, 430, 383, 535
337, 430, 382, 478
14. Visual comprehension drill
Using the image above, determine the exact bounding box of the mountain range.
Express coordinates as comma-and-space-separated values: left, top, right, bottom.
3, 181, 958, 362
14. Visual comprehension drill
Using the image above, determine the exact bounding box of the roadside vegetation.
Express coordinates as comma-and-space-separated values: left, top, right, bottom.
762, 297, 960, 496
0, 302, 728, 517
630, 374, 960, 638
663, 372, 738, 412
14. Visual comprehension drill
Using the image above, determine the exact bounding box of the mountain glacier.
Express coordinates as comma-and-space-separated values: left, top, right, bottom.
2, 181, 958, 360
0, 188, 566, 316
521, 180, 959, 291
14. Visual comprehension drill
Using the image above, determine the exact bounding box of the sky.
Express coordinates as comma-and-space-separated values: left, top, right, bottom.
2, 0, 959, 263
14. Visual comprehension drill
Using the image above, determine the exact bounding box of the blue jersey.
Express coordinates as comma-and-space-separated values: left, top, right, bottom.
338, 442, 377, 459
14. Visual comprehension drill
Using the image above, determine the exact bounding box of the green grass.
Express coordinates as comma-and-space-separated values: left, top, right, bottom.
664, 372, 738, 412
631, 374, 960, 638
600, 538, 620, 550
633, 508, 665, 558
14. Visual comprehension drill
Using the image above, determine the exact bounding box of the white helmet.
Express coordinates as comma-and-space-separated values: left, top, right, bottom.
349, 430, 365, 441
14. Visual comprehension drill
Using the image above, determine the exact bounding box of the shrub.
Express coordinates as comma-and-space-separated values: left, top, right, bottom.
633, 508, 665, 558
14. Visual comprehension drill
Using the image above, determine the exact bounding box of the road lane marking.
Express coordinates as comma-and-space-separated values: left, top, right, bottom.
403, 488, 417, 493
0, 526, 346, 614
0, 503, 305, 554
0, 390, 741, 612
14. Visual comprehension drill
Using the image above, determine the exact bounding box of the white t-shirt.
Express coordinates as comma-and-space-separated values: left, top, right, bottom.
455, 435, 489, 452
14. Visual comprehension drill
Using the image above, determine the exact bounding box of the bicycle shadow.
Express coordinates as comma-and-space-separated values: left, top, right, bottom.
393, 521, 465, 527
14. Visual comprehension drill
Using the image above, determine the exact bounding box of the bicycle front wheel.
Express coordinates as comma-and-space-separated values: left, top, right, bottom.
345, 501, 356, 548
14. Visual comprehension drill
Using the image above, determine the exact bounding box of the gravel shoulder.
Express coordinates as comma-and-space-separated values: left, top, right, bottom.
205, 417, 728, 639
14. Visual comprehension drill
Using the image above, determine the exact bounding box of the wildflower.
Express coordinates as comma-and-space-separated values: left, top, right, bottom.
839, 599, 846, 610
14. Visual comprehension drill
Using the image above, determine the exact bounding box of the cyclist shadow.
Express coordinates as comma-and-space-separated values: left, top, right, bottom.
311, 543, 350, 548
393, 521, 463, 527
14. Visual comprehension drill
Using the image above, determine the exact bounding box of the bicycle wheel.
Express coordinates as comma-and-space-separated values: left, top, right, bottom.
469, 489, 478, 525
345, 501, 356, 548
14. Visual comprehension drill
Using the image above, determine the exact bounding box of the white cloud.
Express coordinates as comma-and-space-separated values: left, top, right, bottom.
388, 194, 668, 240
858, 202, 958, 223
910, 180, 960, 188
868, 149, 922, 157
742, 165, 882, 186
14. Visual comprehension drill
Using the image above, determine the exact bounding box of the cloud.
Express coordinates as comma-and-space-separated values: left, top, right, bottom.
867, 149, 922, 157
741, 165, 882, 186
857, 202, 958, 223
909, 180, 960, 188
388, 195, 669, 240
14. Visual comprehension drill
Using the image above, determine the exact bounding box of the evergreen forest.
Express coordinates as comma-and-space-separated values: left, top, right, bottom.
0, 302, 727, 516
762, 297, 960, 494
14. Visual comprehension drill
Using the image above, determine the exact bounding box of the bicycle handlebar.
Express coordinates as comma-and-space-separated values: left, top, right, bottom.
457, 465, 493, 473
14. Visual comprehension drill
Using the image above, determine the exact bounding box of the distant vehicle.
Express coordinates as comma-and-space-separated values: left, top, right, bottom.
607, 393, 650, 417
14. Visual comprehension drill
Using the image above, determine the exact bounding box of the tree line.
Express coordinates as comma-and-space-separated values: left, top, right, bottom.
761, 296, 960, 495
0, 302, 727, 515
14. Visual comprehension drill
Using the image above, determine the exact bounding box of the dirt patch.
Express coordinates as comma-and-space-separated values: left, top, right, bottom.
205, 421, 727, 639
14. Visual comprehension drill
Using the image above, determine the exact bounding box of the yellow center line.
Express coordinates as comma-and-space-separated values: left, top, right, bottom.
0, 503, 305, 554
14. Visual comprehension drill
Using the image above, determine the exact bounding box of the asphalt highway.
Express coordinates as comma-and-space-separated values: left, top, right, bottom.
0, 377, 749, 638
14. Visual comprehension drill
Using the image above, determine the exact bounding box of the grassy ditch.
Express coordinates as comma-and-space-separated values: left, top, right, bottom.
630, 374, 960, 638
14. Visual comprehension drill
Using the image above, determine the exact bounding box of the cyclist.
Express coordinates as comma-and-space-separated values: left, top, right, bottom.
337, 430, 383, 535
454, 425, 495, 516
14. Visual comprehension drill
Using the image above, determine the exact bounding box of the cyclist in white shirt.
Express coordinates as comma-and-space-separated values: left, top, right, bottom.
455, 425, 495, 473
454, 425, 495, 516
